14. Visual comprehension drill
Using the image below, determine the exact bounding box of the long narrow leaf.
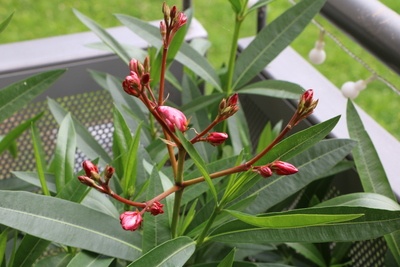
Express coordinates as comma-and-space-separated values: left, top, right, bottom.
233, 0, 326, 89
210, 206, 400, 244
237, 80, 304, 99
31, 123, 50, 196
11, 235, 51, 267
0, 190, 142, 261
224, 209, 362, 228
73, 9, 130, 63
0, 70, 65, 122
176, 131, 218, 202
128, 237, 195, 267
346, 100, 400, 264
53, 113, 76, 191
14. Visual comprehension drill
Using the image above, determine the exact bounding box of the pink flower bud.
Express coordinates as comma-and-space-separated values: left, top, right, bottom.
227, 93, 238, 107
207, 132, 228, 146
104, 165, 115, 180
82, 160, 98, 178
157, 106, 188, 132
174, 12, 187, 29
297, 89, 318, 118
149, 201, 164, 216
120, 211, 143, 231
256, 166, 273, 178
122, 72, 141, 97
78, 175, 96, 187
129, 59, 139, 73
270, 161, 298, 176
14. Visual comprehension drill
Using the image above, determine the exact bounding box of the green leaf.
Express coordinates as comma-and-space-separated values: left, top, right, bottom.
73, 9, 130, 63
128, 237, 195, 267
35, 253, 73, 267
67, 251, 114, 267
0, 113, 43, 155
47, 98, 112, 165
218, 248, 236, 267
286, 243, 327, 267
11, 235, 51, 267
0, 190, 142, 261
0, 228, 8, 265
53, 113, 76, 191
347, 100, 400, 265
317, 192, 400, 211
176, 131, 218, 202
260, 116, 341, 164
346, 101, 395, 199
31, 123, 50, 196
233, 0, 327, 89
180, 93, 223, 116
115, 14, 222, 91
209, 206, 400, 243
0, 69, 65, 122
255, 121, 281, 154
245, 139, 356, 214
224, 209, 362, 228
142, 168, 171, 253
228, 0, 243, 14
237, 80, 303, 99
0, 12, 13, 33
122, 123, 142, 197
246, 0, 277, 14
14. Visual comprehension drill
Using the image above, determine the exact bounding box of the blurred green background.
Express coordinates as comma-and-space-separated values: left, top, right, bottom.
1, 0, 399, 139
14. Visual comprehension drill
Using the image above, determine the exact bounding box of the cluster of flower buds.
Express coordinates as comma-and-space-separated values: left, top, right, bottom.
218, 93, 239, 120
122, 57, 151, 97
157, 105, 189, 133
296, 89, 318, 121
78, 160, 114, 193
160, 2, 187, 46
254, 160, 298, 178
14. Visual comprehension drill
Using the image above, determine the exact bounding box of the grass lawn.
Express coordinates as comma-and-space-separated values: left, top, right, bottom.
1, 0, 399, 139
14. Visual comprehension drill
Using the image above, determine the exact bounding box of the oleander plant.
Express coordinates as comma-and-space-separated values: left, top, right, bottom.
1, 0, 399, 266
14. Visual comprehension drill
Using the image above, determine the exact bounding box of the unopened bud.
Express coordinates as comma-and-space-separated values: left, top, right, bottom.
206, 132, 228, 146
157, 106, 188, 132
256, 166, 273, 178
141, 73, 150, 85
297, 89, 318, 118
82, 160, 98, 178
270, 161, 298, 176
78, 175, 97, 187
122, 72, 141, 97
104, 165, 115, 180
149, 201, 164, 216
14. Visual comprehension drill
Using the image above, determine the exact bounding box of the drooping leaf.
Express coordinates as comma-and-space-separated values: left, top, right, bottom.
0, 190, 142, 261
0, 70, 65, 122
233, 0, 326, 89
73, 9, 130, 63
246, 0, 277, 14
127, 237, 195, 267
